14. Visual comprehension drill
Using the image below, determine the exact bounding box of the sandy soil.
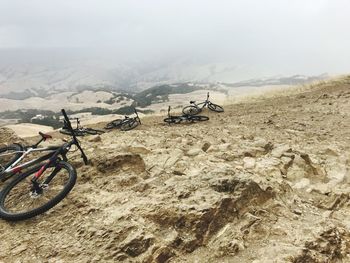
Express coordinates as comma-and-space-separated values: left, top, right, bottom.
0, 76, 350, 262
4, 123, 54, 138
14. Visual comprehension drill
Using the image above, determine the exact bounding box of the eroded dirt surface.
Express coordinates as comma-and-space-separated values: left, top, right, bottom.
1, 77, 350, 262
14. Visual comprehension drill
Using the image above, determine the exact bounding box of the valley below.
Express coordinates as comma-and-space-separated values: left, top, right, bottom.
0, 76, 349, 262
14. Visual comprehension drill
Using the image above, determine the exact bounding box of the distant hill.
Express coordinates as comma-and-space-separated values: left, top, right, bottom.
0, 71, 332, 128
132, 83, 202, 107
0, 49, 284, 96
0, 82, 211, 126
223, 74, 328, 87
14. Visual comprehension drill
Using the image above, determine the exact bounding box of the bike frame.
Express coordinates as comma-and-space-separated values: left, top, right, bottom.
191, 93, 211, 109
106, 108, 141, 129
124, 109, 141, 124
1, 108, 87, 196
134, 109, 141, 124
2, 147, 57, 173
167, 106, 193, 121
69, 118, 81, 129
0, 142, 71, 183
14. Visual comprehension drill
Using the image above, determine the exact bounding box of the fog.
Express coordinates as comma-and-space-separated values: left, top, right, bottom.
0, 0, 350, 78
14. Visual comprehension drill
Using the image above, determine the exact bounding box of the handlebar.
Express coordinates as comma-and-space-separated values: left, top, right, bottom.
167, 106, 171, 117
134, 108, 141, 124
70, 117, 80, 124
61, 109, 88, 165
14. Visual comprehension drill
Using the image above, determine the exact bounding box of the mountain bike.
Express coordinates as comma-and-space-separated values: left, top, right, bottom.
60, 117, 105, 136
105, 108, 141, 131
0, 109, 88, 221
182, 92, 224, 115
164, 106, 209, 124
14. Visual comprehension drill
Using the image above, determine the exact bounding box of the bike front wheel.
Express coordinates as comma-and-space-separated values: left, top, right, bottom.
208, 103, 224, 112
121, 119, 139, 131
182, 106, 201, 115
164, 117, 182, 124
190, 115, 209, 122
0, 161, 77, 221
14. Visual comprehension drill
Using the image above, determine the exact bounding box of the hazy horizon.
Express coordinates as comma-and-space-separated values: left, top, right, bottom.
1, 0, 350, 80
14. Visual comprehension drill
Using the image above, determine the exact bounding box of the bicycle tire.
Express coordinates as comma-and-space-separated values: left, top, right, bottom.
84, 128, 105, 135
0, 144, 23, 180
164, 117, 182, 124
105, 119, 123, 129
182, 105, 201, 115
208, 103, 224, 112
121, 119, 139, 131
59, 129, 85, 136
190, 115, 209, 122
0, 161, 77, 221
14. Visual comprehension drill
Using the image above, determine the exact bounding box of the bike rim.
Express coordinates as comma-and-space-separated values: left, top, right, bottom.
2, 165, 71, 214
183, 106, 200, 115
208, 103, 224, 112
121, 119, 139, 131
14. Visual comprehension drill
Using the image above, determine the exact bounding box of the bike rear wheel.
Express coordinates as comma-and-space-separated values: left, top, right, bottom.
190, 115, 209, 122
0, 161, 77, 221
208, 103, 224, 112
121, 119, 139, 131
59, 129, 85, 136
84, 128, 105, 135
105, 119, 123, 129
182, 106, 201, 115
164, 117, 182, 124
0, 144, 23, 176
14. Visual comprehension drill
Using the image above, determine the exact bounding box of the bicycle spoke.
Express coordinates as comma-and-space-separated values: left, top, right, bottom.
3, 166, 70, 214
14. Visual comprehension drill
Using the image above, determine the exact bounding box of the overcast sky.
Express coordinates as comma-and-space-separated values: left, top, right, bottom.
0, 0, 349, 76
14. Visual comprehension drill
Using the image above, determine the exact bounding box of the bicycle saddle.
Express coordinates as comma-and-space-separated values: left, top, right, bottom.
39, 132, 52, 140
190, 101, 196, 104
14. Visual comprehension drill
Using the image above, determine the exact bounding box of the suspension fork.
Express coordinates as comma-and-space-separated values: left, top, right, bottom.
31, 150, 62, 184
30, 162, 50, 194
30, 161, 62, 194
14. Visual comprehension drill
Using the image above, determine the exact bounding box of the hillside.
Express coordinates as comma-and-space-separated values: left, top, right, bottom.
0, 76, 350, 262
0, 75, 326, 128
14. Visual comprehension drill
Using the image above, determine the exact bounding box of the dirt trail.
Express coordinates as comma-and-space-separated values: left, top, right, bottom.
0, 76, 350, 262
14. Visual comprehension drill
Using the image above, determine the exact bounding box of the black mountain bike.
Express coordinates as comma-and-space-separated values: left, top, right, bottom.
164, 106, 209, 124
182, 92, 224, 115
60, 117, 105, 136
0, 109, 88, 221
105, 108, 141, 131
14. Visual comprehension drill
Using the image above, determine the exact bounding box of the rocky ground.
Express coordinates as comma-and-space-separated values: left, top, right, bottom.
0, 76, 350, 262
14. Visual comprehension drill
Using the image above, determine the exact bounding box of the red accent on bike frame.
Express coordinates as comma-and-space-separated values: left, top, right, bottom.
13, 167, 22, 173
34, 165, 46, 179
